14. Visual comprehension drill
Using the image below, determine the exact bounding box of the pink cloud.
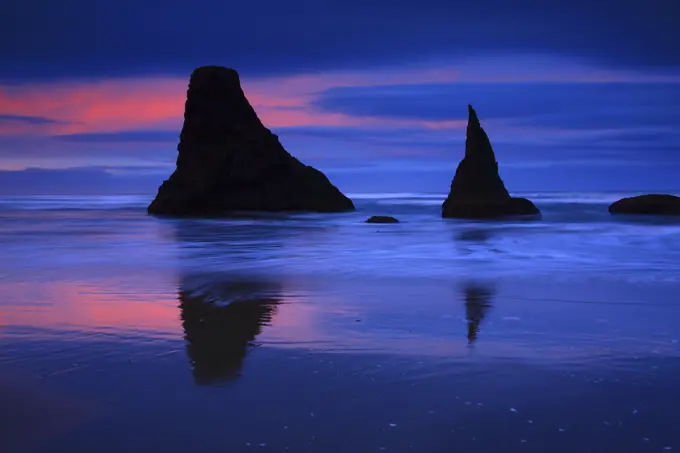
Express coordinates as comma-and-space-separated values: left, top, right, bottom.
4, 54, 676, 141
0, 67, 468, 137
0, 79, 186, 135
1, 54, 678, 171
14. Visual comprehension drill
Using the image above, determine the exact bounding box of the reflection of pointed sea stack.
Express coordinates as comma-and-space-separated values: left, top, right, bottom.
179, 280, 280, 385
464, 285, 494, 345
442, 105, 540, 219
148, 66, 354, 216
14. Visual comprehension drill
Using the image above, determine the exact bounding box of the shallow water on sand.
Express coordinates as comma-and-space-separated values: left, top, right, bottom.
1, 193, 680, 452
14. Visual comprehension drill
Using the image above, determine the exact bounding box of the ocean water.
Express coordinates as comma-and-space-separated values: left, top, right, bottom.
1, 192, 680, 453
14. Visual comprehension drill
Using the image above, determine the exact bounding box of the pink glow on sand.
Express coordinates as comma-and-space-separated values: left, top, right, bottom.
0, 280, 182, 336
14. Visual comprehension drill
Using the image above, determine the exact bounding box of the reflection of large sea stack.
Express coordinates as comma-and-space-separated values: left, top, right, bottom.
179, 279, 280, 385
442, 105, 540, 219
148, 66, 354, 216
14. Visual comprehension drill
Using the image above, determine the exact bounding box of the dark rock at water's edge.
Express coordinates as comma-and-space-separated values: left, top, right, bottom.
442, 105, 540, 219
366, 215, 399, 223
609, 194, 680, 216
148, 66, 354, 216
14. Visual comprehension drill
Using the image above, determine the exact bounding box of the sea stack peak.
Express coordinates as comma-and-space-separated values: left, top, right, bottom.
148, 66, 354, 216
464, 104, 497, 162
188, 66, 243, 99
193, 65, 239, 76
468, 104, 479, 126
188, 66, 243, 96
441, 105, 540, 219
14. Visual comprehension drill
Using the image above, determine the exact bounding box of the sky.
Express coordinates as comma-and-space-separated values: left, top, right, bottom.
1, 0, 679, 194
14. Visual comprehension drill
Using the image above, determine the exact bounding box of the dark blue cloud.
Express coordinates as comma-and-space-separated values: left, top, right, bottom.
277, 126, 456, 150
0, 114, 62, 125
0, 167, 160, 195
53, 130, 178, 143
277, 122, 680, 169
310, 82, 680, 171
0, 134, 176, 167
313, 82, 680, 129
1, 0, 678, 80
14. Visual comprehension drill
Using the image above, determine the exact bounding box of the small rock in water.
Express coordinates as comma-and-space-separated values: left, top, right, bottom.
608, 194, 680, 216
389, 423, 397, 428
633, 409, 638, 415
603, 421, 611, 426
259, 443, 266, 448
643, 438, 650, 442
510, 408, 518, 413
663, 447, 672, 451
558, 428, 565, 432
366, 215, 399, 224
527, 420, 533, 424
521, 440, 527, 444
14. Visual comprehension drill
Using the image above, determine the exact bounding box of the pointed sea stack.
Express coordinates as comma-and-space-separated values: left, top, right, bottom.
148, 66, 354, 216
442, 105, 540, 219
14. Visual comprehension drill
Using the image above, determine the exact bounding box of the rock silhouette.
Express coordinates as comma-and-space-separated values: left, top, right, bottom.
148, 66, 354, 216
365, 215, 399, 223
442, 105, 540, 219
609, 194, 680, 216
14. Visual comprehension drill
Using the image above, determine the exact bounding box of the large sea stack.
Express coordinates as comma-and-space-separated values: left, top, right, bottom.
148, 66, 354, 216
442, 105, 540, 219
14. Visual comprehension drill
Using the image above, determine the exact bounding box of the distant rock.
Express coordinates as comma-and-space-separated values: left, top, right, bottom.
148, 66, 354, 216
365, 215, 399, 223
442, 105, 540, 219
609, 194, 680, 216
